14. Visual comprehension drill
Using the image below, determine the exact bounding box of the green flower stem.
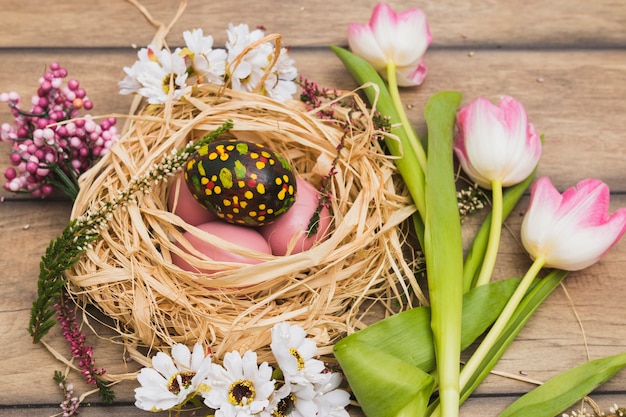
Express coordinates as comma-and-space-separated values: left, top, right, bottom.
386, 61, 428, 173
331, 46, 427, 230
462, 171, 535, 292
473, 179, 504, 287
459, 256, 546, 390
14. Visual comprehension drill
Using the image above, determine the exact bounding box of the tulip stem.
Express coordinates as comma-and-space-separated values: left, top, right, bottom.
460, 256, 546, 390
386, 61, 428, 173
474, 179, 504, 287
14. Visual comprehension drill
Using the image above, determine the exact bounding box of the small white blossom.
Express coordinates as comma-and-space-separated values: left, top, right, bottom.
201, 350, 276, 417
134, 343, 213, 412
270, 322, 327, 386
119, 46, 189, 104
181, 28, 227, 85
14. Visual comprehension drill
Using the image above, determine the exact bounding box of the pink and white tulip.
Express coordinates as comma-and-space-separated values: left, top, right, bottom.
521, 177, 626, 271
348, 2, 431, 86
454, 96, 542, 189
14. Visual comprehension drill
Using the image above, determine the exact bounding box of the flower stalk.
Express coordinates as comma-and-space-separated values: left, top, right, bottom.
473, 178, 503, 287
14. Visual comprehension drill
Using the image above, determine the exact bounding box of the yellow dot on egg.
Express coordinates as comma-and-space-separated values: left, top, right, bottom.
258, 216, 265, 222
233, 207, 240, 214
227, 145, 235, 151
186, 160, 195, 170
209, 152, 218, 161
201, 177, 209, 185
275, 177, 283, 185
257, 183, 266, 194
256, 161, 266, 169
226, 214, 234, 219
283, 174, 290, 182
240, 201, 248, 209
269, 158, 275, 165
249, 211, 257, 217
250, 152, 259, 159
244, 190, 254, 200
214, 185, 222, 194
278, 189, 286, 200
238, 180, 245, 188
259, 204, 266, 210
251, 173, 258, 179
205, 189, 212, 196
289, 185, 295, 195
223, 199, 231, 207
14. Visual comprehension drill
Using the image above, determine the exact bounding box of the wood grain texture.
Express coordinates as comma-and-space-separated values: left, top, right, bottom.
0, 0, 624, 48
1, 0, 625, 416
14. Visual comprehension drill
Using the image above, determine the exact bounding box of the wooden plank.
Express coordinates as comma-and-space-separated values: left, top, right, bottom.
1, 48, 626, 201
1, 0, 624, 49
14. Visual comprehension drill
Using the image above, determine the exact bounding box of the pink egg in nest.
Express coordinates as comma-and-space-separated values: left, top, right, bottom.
260, 177, 332, 256
167, 173, 217, 225
171, 221, 272, 274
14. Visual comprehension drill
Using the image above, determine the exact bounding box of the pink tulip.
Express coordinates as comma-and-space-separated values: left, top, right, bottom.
348, 3, 432, 86
454, 96, 542, 189
521, 177, 626, 271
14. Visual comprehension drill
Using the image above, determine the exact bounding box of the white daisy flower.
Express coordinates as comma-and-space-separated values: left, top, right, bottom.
263, 47, 298, 102
119, 46, 189, 104
202, 350, 276, 417
270, 322, 327, 386
312, 372, 351, 417
181, 28, 227, 85
134, 343, 213, 412
225, 23, 296, 101
267, 382, 319, 417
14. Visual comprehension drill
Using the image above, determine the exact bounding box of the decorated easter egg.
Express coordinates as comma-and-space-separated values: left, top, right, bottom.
171, 221, 271, 274
260, 178, 332, 255
184, 139, 297, 226
167, 173, 217, 225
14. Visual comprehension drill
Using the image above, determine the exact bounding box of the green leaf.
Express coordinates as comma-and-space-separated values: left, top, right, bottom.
422, 91, 464, 414
334, 339, 435, 417
338, 277, 522, 372
458, 270, 569, 405
499, 351, 626, 417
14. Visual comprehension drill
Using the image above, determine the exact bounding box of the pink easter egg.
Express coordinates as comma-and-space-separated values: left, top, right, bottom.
171, 221, 271, 274
260, 178, 332, 256
167, 173, 217, 225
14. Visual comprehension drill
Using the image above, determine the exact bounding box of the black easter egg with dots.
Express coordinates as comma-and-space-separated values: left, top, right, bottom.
184, 138, 297, 227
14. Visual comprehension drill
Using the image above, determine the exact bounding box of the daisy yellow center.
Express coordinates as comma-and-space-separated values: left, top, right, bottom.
228, 379, 256, 406
273, 393, 296, 417
161, 75, 172, 94
167, 371, 195, 395
289, 347, 305, 370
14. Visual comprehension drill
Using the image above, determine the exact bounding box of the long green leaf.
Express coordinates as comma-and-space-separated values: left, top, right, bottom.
334, 340, 435, 417
499, 352, 626, 417
423, 91, 464, 416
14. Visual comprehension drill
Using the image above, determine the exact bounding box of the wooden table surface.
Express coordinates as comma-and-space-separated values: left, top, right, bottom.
1, 1, 625, 416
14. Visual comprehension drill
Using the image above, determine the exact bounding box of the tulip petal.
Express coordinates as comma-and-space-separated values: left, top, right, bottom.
521, 177, 626, 270
454, 96, 541, 188
347, 23, 387, 71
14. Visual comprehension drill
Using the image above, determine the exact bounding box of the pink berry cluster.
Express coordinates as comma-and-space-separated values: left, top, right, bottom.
1, 62, 118, 199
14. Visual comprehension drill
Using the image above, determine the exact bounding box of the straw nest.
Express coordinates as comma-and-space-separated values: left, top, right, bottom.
66, 83, 421, 363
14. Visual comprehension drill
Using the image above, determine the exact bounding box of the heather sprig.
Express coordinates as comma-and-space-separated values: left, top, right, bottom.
56, 290, 115, 404
29, 120, 234, 344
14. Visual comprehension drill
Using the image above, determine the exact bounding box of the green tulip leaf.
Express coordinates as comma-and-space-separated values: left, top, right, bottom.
499, 351, 626, 417
337, 277, 522, 373
333, 339, 435, 417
